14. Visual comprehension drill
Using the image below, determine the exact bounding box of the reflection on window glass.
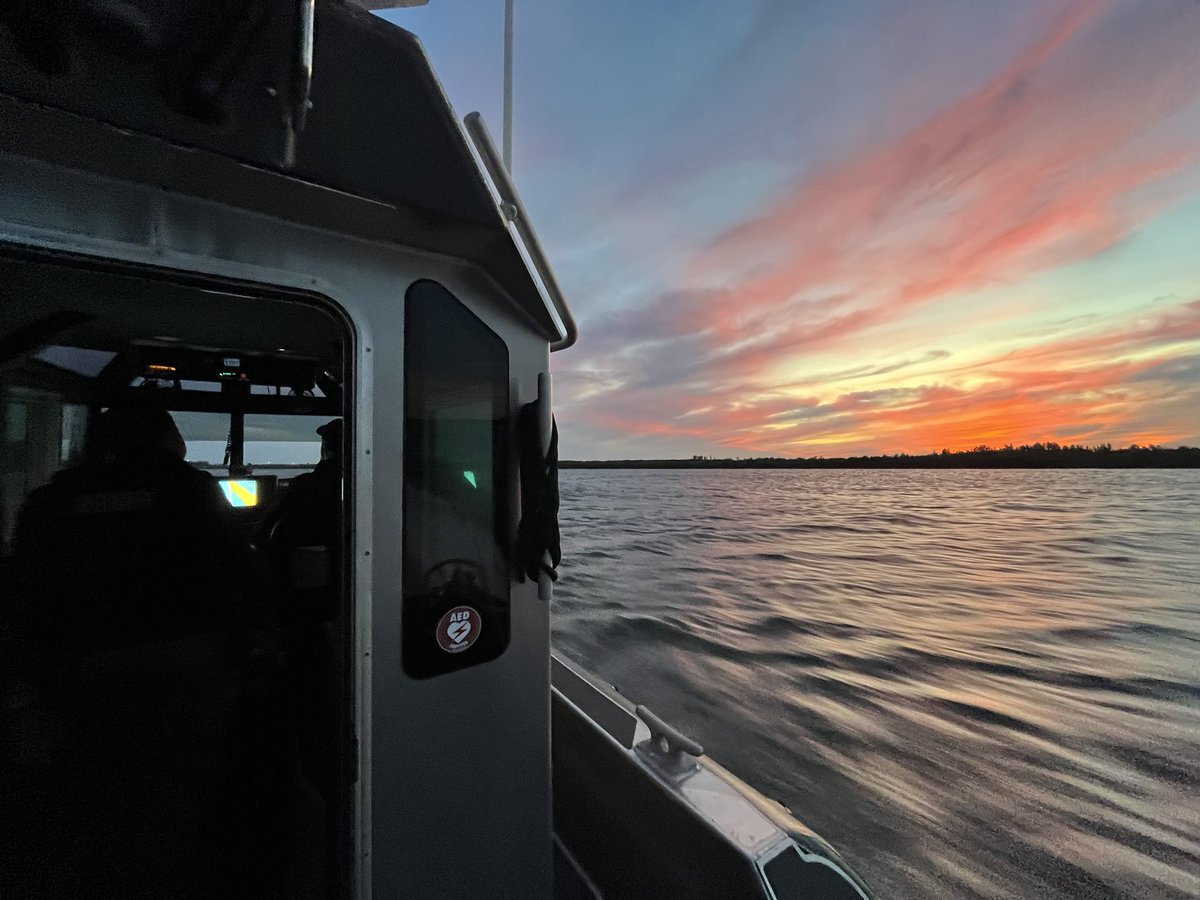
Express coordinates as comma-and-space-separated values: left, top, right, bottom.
403, 281, 509, 678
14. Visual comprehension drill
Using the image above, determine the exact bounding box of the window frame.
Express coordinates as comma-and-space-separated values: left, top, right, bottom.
401, 279, 513, 679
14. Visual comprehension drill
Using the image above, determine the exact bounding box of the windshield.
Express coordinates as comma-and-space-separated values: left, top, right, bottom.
245, 413, 327, 468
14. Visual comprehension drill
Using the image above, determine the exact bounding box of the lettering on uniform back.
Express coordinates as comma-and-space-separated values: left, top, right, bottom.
68, 490, 157, 516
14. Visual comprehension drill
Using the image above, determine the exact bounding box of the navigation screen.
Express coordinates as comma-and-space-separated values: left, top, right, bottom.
218, 479, 259, 508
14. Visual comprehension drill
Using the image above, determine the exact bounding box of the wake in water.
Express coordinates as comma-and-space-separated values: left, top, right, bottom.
553, 468, 1200, 899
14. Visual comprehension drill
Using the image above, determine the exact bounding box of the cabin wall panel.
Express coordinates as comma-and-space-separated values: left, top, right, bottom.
0, 154, 554, 899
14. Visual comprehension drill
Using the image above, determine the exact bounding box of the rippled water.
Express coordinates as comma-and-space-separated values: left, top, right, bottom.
551, 469, 1200, 899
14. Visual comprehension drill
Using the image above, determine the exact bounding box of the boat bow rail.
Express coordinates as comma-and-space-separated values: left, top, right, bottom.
462, 112, 577, 351
551, 653, 873, 899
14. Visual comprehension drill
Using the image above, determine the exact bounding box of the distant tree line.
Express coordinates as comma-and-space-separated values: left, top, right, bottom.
561, 443, 1200, 469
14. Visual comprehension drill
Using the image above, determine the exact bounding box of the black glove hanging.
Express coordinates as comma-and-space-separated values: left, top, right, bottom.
516, 402, 561, 583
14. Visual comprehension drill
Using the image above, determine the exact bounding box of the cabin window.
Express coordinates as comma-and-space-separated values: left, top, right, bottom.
36, 345, 118, 378
175, 411, 235, 466
245, 413, 327, 467
3, 399, 28, 442
59, 403, 88, 465
402, 280, 510, 677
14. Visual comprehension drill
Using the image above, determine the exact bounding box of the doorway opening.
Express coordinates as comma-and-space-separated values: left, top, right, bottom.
0, 252, 354, 898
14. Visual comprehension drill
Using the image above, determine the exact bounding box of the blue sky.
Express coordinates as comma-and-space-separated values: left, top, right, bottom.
382, 1, 1200, 459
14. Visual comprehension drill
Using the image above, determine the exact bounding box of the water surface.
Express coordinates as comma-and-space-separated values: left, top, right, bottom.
552, 469, 1200, 898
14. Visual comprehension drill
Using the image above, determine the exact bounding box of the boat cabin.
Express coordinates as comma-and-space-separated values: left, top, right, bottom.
0, 2, 568, 896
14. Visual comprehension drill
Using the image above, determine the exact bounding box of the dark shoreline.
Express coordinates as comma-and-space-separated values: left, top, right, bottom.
562, 446, 1200, 470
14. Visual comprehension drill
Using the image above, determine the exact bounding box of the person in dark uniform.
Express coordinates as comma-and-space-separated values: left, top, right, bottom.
262, 417, 342, 603
4, 404, 259, 896
12, 403, 250, 664
261, 417, 345, 881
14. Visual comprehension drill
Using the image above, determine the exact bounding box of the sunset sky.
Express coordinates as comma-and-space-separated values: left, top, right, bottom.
384, 0, 1200, 459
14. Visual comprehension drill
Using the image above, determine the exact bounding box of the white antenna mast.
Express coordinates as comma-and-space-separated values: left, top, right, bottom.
503, 0, 514, 172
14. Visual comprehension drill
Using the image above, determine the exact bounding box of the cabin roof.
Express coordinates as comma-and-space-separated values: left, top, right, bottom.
0, 1, 575, 349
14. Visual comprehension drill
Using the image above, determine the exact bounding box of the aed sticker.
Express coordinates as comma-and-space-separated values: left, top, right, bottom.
436, 606, 481, 653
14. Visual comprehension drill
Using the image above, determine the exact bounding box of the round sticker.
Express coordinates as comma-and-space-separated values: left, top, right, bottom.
436, 606, 482, 653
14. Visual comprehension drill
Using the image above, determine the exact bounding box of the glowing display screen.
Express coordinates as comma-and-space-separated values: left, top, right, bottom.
218, 479, 259, 508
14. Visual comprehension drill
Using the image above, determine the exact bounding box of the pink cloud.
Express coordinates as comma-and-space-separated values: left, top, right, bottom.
562, 298, 1200, 456
559, 1, 1200, 456
690, 0, 1199, 348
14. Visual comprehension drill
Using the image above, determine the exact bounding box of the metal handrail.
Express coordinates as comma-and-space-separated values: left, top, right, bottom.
463, 111, 579, 351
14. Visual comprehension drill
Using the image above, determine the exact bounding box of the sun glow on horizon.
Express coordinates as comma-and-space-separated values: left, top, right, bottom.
393, 0, 1200, 459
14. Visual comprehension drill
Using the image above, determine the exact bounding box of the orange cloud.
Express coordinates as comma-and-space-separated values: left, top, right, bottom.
557, 1, 1200, 456
564, 299, 1200, 456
